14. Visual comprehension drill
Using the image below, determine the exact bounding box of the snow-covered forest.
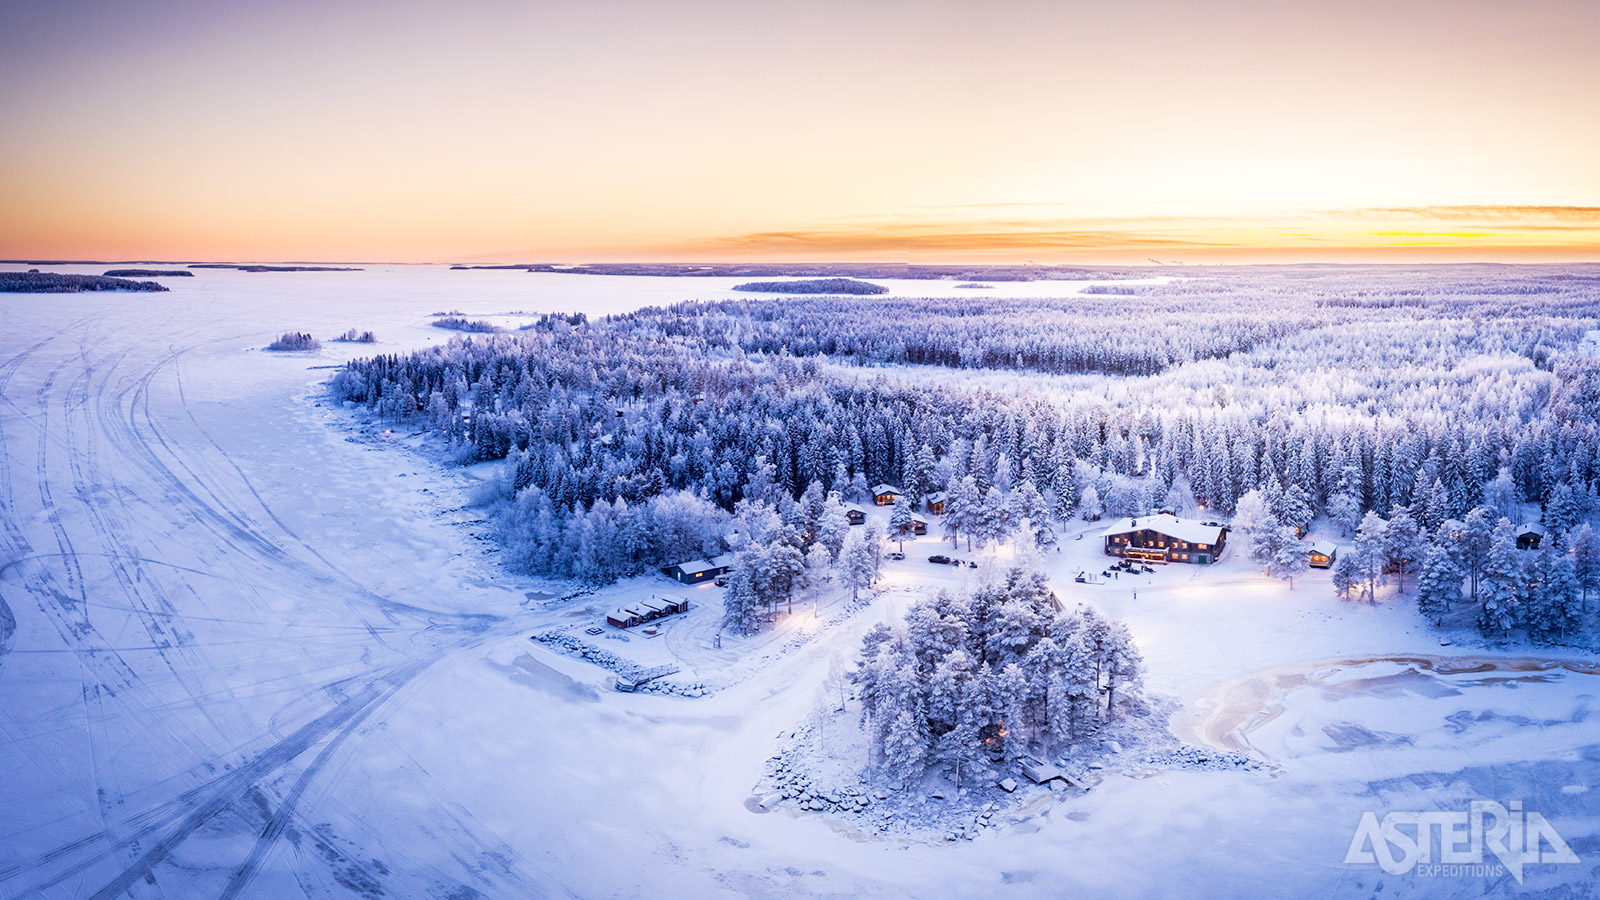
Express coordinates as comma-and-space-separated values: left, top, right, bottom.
331, 266, 1600, 640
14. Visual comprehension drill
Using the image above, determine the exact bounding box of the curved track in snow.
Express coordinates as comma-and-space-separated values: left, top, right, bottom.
0, 304, 557, 899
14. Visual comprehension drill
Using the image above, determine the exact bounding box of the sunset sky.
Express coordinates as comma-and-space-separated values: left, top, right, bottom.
3, 0, 1598, 264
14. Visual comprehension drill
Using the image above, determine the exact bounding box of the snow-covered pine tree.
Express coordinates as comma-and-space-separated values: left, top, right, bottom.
1415, 542, 1463, 624
1477, 518, 1522, 638
817, 492, 851, 559
1570, 523, 1600, 611
864, 518, 885, 584
1529, 546, 1581, 641
1331, 551, 1361, 601
1384, 506, 1422, 593
1099, 621, 1144, 719
944, 475, 980, 549
882, 705, 928, 789
889, 502, 915, 552
993, 662, 1031, 754
839, 528, 873, 601
1269, 526, 1311, 588
1079, 483, 1102, 521
979, 485, 1009, 548
1460, 507, 1494, 600
721, 547, 765, 635
1354, 511, 1389, 600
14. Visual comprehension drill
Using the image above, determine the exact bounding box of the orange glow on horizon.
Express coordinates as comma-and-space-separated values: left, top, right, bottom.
3, 1, 1598, 264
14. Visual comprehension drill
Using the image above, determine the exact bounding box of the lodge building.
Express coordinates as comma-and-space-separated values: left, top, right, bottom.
1101, 514, 1226, 565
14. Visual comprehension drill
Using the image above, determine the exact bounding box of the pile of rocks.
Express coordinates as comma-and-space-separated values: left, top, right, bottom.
761, 758, 873, 816
631, 679, 709, 698
531, 630, 626, 669
942, 805, 1000, 842
1139, 744, 1261, 771
529, 631, 710, 697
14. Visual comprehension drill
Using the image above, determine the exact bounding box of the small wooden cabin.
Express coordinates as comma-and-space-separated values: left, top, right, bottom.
844, 504, 867, 526
872, 484, 903, 506
1101, 513, 1226, 565
925, 491, 948, 515
1515, 523, 1547, 550
911, 516, 928, 536
1308, 540, 1337, 569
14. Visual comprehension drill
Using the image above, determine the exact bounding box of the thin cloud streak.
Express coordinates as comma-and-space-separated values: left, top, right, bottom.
699, 207, 1600, 261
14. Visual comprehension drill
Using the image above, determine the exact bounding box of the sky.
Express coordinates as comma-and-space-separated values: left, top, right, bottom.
2, 0, 1599, 264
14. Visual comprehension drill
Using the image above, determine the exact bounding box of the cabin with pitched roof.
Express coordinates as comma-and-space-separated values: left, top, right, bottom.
872, 484, 903, 506
661, 554, 734, 585
1515, 522, 1548, 550
1308, 540, 1337, 569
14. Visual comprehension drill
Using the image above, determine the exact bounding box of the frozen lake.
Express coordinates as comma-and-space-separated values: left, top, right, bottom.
0, 265, 1594, 899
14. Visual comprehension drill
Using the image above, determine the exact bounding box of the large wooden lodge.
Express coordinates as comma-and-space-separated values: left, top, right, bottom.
1101, 514, 1227, 565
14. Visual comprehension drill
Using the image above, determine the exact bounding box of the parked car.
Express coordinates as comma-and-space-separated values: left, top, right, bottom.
885, 551, 905, 561
967, 561, 978, 569
714, 576, 728, 586
928, 554, 951, 564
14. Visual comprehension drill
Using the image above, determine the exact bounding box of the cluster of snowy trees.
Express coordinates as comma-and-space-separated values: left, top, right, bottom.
850, 570, 1145, 789
1324, 502, 1600, 642
497, 487, 728, 584
329, 266, 1600, 591
431, 316, 496, 333
721, 486, 883, 634
266, 332, 320, 351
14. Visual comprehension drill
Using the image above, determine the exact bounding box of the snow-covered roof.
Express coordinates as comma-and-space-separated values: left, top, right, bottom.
668, 559, 721, 575
1099, 513, 1223, 545
926, 491, 948, 503
843, 503, 868, 514
709, 553, 734, 569
1516, 522, 1548, 537
871, 484, 902, 495
1309, 540, 1337, 556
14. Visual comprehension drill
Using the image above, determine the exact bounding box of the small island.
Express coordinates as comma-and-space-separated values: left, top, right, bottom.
732, 277, 889, 295
103, 269, 194, 277
1, 271, 169, 293
188, 264, 364, 273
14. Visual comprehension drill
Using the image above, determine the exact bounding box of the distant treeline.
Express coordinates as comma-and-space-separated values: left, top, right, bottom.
0, 271, 168, 293
447, 262, 1151, 282
104, 269, 193, 277
733, 278, 889, 295
189, 264, 363, 273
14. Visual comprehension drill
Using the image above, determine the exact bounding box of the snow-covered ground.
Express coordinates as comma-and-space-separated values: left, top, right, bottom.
1, 265, 1595, 899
